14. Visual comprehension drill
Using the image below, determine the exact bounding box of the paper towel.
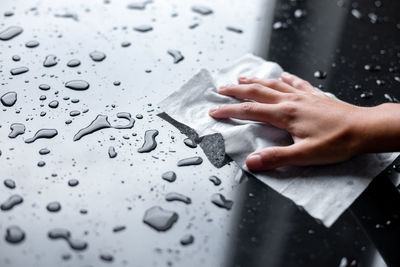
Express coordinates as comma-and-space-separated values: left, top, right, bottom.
159, 54, 399, 227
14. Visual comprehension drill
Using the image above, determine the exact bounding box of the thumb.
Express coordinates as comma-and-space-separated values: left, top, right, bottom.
246, 144, 302, 170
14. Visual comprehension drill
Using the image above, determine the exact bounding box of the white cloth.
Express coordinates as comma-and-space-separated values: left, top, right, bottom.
159, 54, 399, 227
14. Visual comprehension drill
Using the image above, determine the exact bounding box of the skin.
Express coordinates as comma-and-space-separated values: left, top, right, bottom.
209, 72, 400, 170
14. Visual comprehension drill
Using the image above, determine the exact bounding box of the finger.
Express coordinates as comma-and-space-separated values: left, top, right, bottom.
209, 102, 284, 127
219, 84, 282, 104
238, 77, 295, 93
280, 72, 314, 92
246, 143, 305, 170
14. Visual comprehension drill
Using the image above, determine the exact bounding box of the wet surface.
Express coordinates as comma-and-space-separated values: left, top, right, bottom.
1, 0, 399, 266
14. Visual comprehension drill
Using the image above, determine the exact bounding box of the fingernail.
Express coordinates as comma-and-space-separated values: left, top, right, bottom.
246, 154, 262, 168
209, 107, 219, 114
238, 76, 247, 81
281, 72, 290, 78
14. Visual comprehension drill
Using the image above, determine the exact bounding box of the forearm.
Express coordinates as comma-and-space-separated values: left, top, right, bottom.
355, 103, 400, 153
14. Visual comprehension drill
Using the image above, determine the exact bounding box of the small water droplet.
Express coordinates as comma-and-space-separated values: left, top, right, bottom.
68, 179, 79, 187
48, 100, 59, 108
226, 26, 243, 34
89, 51, 106, 62
10, 66, 29, 75
180, 234, 194, 246
121, 41, 131, 47
161, 171, 176, 182
69, 110, 80, 117
39, 84, 51, 91
209, 175, 221, 186
167, 49, 184, 64
43, 55, 58, 67
65, 80, 90, 91
25, 40, 39, 48
46, 201, 61, 212
4, 179, 16, 189
37, 161, 46, 167
39, 148, 50, 155
211, 193, 233, 210
134, 25, 153, 32
108, 146, 117, 158
165, 192, 191, 204
191, 5, 213, 15
66, 59, 81, 67
313, 70, 327, 79
113, 81, 121, 86
12, 55, 21, 61
100, 253, 114, 262
183, 138, 197, 148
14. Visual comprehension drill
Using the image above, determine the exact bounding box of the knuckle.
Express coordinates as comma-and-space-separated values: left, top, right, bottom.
240, 102, 257, 113
280, 102, 297, 114
265, 79, 279, 88
248, 84, 264, 94
293, 80, 308, 88
287, 93, 303, 102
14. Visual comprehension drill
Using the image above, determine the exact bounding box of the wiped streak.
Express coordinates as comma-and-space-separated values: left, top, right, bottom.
25, 129, 58, 143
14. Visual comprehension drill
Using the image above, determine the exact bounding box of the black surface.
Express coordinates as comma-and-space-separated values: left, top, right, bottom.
0, 0, 399, 267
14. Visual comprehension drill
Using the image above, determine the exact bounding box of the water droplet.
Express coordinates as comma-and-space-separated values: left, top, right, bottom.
12, 55, 21, 61
226, 26, 243, 34
113, 81, 121, 86
0, 26, 23, 41
5, 226, 25, 244
10, 66, 29, 75
137, 129, 159, 153
209, 175, 221, 186
294, 9, 306, 18
211, 193, 233, 210
112, 225, 126, 232
360, 91, 373, 99
1, 91, 17, 107
143, 206, 178, 231
364, 64, 381, 72
4, 179, 16, 189
65, 120, 72, 125
65, 80, 90, 91
180, 234, 194, 246
183, 138, 197, 148
8, 123, 25, 138
25, 128, 58, 143
167, 49, 184, 64
48, 228, 88, 251
69, 111, 80, 117
134, 25, 153, 32
191, 5, 213, 15
48, 100, 59, 108
121, 41, 131, 47
273, 21, 287, 30
25, 40, 39, 48
113, 112, 135, 129
108, 146, 117, 158
127, 0, 152, 10
39, 95, 47, 101
136, 114, 143, 119
89, 51, 106, 62
351, 9, 362, 19
39, 148, 50, 155
4, 11, 14, 17
161, 171, 176, 182
67, 59, 81, 67
189, 23, 199, 29
46, 201, 61, 212
73, 115, 111, 141
37, 161, 46, 167
165, 192, 191, 204
177, 156, 203, 166
100, 253, 114, 262
43, 55, 58, 67
39, 84, 51, 91
68, 179, 79, 187
313, 70, 327, 79
0, 194, 23, 211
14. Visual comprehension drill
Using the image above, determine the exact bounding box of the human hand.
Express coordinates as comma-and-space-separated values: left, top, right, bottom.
209, 72, 368, 170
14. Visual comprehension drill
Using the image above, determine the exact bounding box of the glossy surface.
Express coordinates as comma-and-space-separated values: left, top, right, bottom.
0, 0, 399, 266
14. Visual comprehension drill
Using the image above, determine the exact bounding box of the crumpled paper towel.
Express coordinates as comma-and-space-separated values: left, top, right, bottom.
159, 54, 399, 227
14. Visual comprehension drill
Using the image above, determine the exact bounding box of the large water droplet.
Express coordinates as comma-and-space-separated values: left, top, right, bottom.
137, 130, 159, 153
65, 80, 90, 91
1, 194, 23, 211
48, 228, 88, 251
25, 129, 58, 143
8, 123, 25, 138
211, 193, 233, 210
5, 226, 25, 244
48, 100, 59, 108
0, 26, 23, 41
143, 206, 178, 231
177, 156, 203, 166
1, 92, 17, 107
73, 115, 111, 141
